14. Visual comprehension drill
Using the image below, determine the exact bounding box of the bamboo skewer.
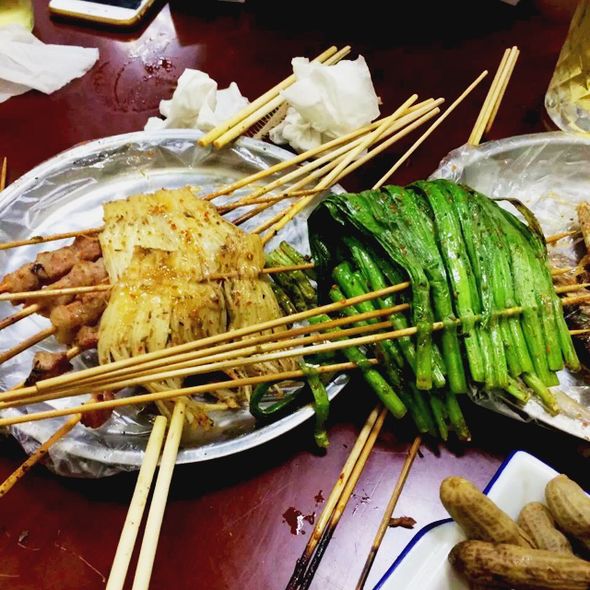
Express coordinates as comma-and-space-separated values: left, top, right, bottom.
0, 326, 56, 365
130, 401, 185, 590
217, 189, 314, 215
467, 48, 519, 146
0, 213, 576, 257
211, 47, 352, 150
204, 98, 435, 204
233, 127, 379, 206
0, 110, 399, 255
297, 407, 389, 590
0, 190, 297, 252
285, 404, 383, 589
0, 157, 6, 191
0, 185, 304, 251
198, 46, 340, 148
0, 284, 112, 302
0, 319, 398, 408
0, 360, 378, 427
0, 305, 40, 331
555, 282, 590, 294
106, 415, 168, 590
562, 292, 590, 306
11, 321, 394, 408
0, 227, 103, 252
570, 328, 590, 336
373, 70, 489, 189
0, 413, 80, 498
218, 100, 442, 233
203, 118, 394, 202
0, 99, 439, 255
486, 48, 520, 133
0, 264, 316, 303
355, 435, 422, 590
546, 229, 580, 244
467, 48, 510, 146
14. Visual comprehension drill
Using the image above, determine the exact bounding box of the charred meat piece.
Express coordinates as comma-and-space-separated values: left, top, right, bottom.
0, 235, 102, 294
80, 391, 114, 428
24, 351, 73, 386
50, 286, 110, 345
74, 324, 99, 351
23, 259, 107, 311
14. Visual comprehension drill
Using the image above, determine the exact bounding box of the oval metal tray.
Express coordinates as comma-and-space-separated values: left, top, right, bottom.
432, 131, 590, 442
0, 130, 347, 477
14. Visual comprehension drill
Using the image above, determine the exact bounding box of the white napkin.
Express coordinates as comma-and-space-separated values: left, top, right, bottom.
0, 25, 99, 103
270, 55, 380, 152
145, 69, 249, 132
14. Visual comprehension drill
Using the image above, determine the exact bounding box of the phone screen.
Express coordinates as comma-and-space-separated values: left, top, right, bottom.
85, 0, 142, 7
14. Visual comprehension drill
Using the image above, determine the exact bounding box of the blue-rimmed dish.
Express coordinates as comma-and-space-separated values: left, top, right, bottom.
373, 450, 560, 590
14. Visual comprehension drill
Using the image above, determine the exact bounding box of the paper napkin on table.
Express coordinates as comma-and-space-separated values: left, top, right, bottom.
0, 24, 99, 103
269, 56, 380, 152
145, 69, 249, 131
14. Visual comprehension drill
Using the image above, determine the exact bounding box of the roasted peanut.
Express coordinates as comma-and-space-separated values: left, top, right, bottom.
440, 476, 533, 547
518, 502, 573, 554
546, 475, 590, 551
449, 540, 590, 590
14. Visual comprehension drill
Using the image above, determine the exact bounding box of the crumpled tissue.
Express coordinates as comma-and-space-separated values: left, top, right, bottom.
145, 69, 250, 131
269, 56, 380, 152
0, 24, 99, 103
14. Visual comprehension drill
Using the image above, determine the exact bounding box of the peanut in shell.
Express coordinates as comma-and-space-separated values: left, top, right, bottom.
449, 540, 590, 590
440, 476, 533, 547
518, 502, 573, 554
546, 474, 590, 551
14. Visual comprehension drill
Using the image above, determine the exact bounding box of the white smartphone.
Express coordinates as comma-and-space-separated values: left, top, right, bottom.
48, 0, 157, 26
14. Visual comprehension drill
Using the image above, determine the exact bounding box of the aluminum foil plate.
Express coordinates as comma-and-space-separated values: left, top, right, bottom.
0, 130, 347, 477
432, 131, 590, 442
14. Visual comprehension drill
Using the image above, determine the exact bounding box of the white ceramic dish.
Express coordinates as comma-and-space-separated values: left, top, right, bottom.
373, 450, 561, 590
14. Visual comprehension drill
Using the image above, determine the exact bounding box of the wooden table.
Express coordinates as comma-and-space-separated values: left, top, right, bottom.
0, 2, 587, 589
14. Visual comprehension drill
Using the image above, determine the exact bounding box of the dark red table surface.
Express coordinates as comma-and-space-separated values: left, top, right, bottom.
0, 2, 588, 589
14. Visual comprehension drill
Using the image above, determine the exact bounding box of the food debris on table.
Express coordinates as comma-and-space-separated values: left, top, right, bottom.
388, 516, 416, 529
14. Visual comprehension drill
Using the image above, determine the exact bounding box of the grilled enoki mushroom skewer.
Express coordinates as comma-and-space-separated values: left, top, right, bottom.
1, 188, 301, 438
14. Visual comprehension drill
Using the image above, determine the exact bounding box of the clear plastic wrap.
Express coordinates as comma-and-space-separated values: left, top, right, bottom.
432, 131, 590, 440
0, 130, 348, 477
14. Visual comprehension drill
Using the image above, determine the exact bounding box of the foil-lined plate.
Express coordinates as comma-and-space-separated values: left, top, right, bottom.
0, 130, 347, 477
432, 131, 590, 442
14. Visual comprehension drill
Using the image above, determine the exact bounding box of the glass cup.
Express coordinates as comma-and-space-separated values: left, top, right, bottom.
545, 0, 590, 133
0, 0, 34, 31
